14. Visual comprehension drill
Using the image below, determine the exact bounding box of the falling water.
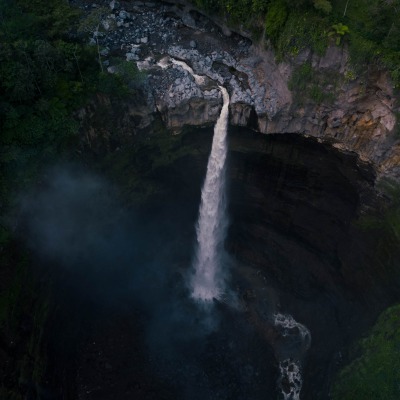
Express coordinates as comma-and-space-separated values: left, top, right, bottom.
191, 86, 230, 302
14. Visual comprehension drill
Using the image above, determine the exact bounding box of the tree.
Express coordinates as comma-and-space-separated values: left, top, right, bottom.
265, 0, 288, 42
78, 7, 108, 72
313, 0, 332, 14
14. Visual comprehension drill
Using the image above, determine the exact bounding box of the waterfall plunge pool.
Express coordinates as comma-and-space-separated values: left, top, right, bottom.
24, 126, 396, 400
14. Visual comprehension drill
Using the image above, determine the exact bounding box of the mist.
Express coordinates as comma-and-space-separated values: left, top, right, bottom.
17, 164, 253, 399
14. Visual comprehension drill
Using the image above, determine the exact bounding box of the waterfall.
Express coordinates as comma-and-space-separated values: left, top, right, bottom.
191, 86, 230, 302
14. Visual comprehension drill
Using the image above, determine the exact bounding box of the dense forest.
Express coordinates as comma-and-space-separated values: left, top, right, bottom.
1, 0, 400, 399
192, 0, 400, 85
0, 0, 141, 232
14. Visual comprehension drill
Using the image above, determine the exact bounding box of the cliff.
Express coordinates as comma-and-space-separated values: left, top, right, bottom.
77, 0, 399, 181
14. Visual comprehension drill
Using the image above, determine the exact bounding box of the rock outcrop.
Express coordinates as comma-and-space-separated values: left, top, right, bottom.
76, 0, 399, 181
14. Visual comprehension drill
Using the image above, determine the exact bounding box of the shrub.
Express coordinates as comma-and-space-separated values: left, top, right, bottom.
332, 304, 400, 400
313, 0, 332, 14
265, 0, 288, 42
276, 10, 329, 58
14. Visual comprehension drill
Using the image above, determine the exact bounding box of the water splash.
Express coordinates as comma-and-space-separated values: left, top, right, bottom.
274, 313, 311, 400
278, 359, 303, 400
274, 313, 311, 346
191, 86, 230, 302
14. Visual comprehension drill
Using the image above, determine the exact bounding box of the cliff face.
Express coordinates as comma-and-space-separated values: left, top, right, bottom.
225, 129, 393, 399
77, 0, 399, 181
61, 127, 397, 400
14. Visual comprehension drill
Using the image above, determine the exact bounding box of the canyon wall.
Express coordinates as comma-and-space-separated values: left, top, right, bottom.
77, 0, 399, 181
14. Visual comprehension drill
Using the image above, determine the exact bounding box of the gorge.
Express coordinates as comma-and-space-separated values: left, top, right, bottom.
1, 0, 400, 399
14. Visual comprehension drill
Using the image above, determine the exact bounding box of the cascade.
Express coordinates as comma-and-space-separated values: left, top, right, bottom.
191, 86, 230, 301
274, 313, 311, 400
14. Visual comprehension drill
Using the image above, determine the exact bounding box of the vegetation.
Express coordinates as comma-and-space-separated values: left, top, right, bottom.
332, 304, 400, 400
332, 182, 400, 399
289, 62, 338, 104
191, 0, 400, 87
0, 0, 145, 397
328, 22, 350, 45
0, 0, 144, 244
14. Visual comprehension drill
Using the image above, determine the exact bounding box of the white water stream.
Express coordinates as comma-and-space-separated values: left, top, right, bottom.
191, 86, 230, 302
170, 58, 206, 86
274, 313, 311, 400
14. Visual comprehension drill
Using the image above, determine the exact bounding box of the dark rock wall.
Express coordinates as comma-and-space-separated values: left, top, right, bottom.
225, 128, 397, 398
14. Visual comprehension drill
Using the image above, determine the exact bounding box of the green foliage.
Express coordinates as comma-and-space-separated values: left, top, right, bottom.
289, 62, 313, 91
313, 0, 332, 14
190, 0, 400, 87
192, 0, 221, 13
332, 304, 400, 400
331, 22, 349, 36
289, 62, 338, 104
78, 6, 108, 35
0, 0, 142, 214
12, 0, 81, 38
332, 0, 400, 87
265, 1, 288, 42
96, 61, 146, 97
328, 22, 350, 45
251, 0, 269, 13
117, 61, 147, 88
276, 10, 329, 58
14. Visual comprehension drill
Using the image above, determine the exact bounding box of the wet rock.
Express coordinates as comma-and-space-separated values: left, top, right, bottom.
81, 0, 399, 180
109, 0, 120, 10
119, 10, 129, 20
